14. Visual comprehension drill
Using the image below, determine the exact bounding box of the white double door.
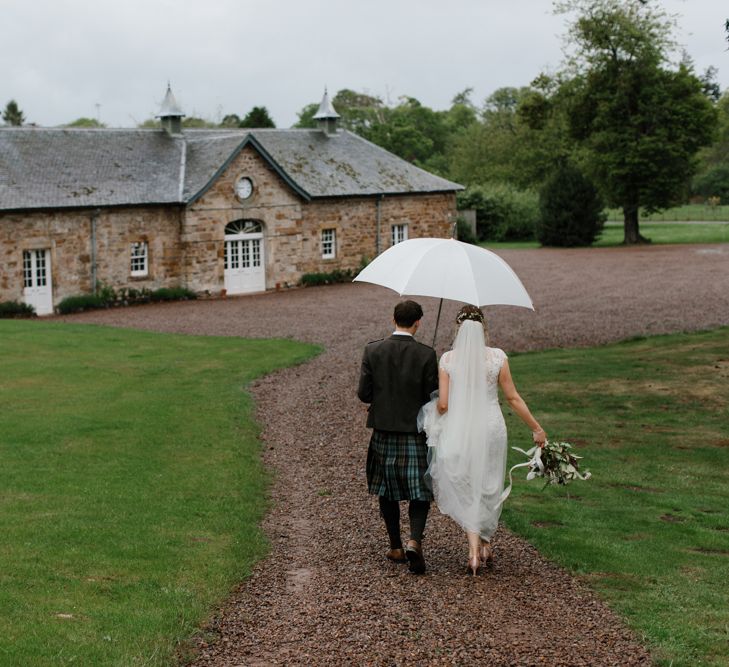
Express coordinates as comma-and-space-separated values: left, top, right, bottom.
23, 249, 54, 315
224, 230, 265, 294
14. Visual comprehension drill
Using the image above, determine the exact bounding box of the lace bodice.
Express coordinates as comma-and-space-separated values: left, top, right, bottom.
439, 347, 507, 402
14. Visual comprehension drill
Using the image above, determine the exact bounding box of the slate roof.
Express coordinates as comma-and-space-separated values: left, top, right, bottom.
0, 127, 462, 212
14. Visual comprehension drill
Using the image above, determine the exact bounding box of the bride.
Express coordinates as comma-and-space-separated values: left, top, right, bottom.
421, 305, 546, 576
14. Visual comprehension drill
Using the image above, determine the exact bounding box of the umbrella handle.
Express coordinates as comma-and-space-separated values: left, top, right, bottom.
432, 298, 443, 348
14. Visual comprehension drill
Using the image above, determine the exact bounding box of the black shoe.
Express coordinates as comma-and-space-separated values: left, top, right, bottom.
405, 540, 426, 575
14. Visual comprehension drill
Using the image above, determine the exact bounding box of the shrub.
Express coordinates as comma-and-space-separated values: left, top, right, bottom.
0, 300, 36, 318
537, 164, 606, 247
457, 183, 539, 241
58, 285, 197, 314
300, 268, 356, 287
456, 216, 478, 245
150, 287, 197, 302
57, 294, 107, 314
692, 164, 729, 204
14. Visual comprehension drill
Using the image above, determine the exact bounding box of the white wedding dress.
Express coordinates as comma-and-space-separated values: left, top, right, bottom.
419, 321, 508, 540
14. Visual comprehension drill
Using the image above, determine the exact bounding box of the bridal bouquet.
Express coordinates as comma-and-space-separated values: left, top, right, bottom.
512, 440, 591, 488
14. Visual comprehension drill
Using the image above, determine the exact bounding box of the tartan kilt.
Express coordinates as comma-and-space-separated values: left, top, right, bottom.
366, 429, 433, 501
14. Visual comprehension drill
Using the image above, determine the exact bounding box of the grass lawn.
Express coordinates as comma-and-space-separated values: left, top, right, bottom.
605, 204, 729, 222
0, 321, 319, 666
482, 220, 729, 250
502, 328, 729, 667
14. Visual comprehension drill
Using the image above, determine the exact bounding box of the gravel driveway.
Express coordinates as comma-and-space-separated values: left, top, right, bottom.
63, 244, 729, 666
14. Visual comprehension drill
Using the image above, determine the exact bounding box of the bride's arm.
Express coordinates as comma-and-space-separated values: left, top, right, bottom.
498, 360, 546, 446
436, 368, 450, 414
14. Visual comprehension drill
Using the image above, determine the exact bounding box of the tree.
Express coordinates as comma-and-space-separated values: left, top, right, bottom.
448, 83, 573, 189
3, 100, 25, 126
557, 0, 717, 243
220, 113, 241, 128
65, 117, 106, 128
537, 163, 606, 246
693, 90, 729, 203
239, 106, 276, 128
182, 117, 216, 128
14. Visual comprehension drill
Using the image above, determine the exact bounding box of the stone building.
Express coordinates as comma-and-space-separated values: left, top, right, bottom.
0, 89, 462, 315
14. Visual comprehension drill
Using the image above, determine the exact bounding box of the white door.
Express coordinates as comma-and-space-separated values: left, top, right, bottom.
224, 221, 265, 294
23, 249, 53, 315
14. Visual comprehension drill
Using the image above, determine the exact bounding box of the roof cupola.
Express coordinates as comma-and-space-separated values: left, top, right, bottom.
312, 88, 340, 136
156, 84, 185, 135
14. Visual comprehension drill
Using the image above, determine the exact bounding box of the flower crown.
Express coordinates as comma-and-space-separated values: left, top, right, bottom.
456, 306, 485, 325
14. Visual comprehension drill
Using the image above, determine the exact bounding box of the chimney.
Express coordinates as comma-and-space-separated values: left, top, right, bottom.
313, 88, 340, 136
156, 84, 185, 135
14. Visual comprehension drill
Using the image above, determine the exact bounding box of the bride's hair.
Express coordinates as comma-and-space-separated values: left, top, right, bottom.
455, 305, 489, 343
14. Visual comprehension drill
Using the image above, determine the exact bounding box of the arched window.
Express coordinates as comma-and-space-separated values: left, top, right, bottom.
225, 220, 262, 235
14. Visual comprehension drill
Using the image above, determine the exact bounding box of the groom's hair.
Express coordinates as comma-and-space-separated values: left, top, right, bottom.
394, 300, 423, 327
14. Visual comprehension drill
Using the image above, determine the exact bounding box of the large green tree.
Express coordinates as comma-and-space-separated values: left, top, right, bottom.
557, 0, 717, 243
3, 100, 25, 126
239, 106, 276, 128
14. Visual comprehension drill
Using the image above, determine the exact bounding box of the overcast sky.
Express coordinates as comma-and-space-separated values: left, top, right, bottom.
2, 0, 727, 129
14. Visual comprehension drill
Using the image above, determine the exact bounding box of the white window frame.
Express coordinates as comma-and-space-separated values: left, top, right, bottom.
391, 223, 408, 246
321, 228, 336, 259
130, 242, 148, 277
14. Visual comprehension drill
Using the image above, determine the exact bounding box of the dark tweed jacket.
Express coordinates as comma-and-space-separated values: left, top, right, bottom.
357, 334, 439, 433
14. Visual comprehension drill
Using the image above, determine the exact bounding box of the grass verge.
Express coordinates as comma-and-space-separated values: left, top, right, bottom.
502, 328, 729, 667
605, 204, 729, 222
481, 221, 729, 250
0, 321, 320, 665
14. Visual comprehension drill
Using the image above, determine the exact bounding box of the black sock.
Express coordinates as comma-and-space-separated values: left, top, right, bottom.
408, 500, 430, 543
378, 496, 402, 549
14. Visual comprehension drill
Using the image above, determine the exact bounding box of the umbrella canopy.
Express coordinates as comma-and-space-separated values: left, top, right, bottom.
353, 237, 534, 310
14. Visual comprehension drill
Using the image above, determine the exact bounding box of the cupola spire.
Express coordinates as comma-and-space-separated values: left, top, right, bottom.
312, 88, 340, 135
156, 83, 185, 135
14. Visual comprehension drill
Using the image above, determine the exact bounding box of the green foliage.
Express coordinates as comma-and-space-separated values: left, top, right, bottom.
3, 99, 25, 126
449, 84, 573, 189
57, 294, 107, 314
137, 118, 160, 128
300, 268, 357, 287
149, 287, 197, 301
693, 90, 729, 202
692, 164, 729, 204
58, 284, 197, 313
65, 117, 106, 128
0, 300, 35, 318
239, 106, 276, 128
557, 0, 718, 243
220, 113, 241, 127
182, 116, 216, 128
457, 184, 539, 241
0, 321, 319, 665
455, 217, 478, 245
537, 163, 606, 246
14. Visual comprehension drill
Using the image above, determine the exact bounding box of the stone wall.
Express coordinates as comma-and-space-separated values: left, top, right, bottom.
296, 192, 456, 277
0, 206, 182, 309
183, 143, 456, 292
183, 145, 303, 292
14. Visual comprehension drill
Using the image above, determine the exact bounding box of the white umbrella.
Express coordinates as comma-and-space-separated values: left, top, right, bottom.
353, 237, 534, 343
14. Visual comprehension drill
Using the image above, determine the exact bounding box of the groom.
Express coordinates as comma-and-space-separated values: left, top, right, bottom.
357, 300, 438, 574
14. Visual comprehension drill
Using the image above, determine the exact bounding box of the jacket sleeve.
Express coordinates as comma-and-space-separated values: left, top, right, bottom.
423, 348, 439, 399
357, 346, 373, 403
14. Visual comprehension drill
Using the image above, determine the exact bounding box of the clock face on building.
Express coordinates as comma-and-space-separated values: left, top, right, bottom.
235, 176, 254, 200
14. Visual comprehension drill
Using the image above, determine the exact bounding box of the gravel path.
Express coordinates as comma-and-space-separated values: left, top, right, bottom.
61, 244, 729, 666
